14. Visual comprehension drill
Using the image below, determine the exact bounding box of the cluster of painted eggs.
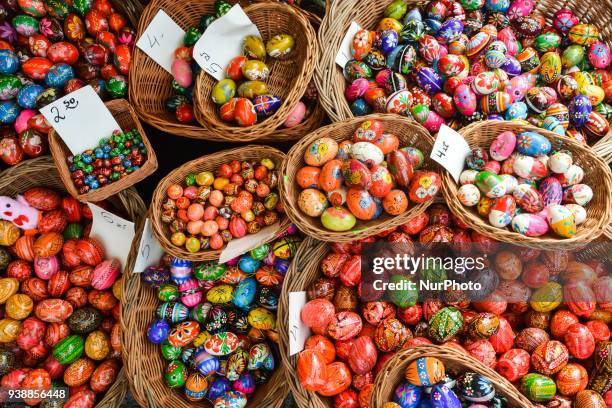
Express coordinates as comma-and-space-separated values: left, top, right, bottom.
457, 130, 593, 238
386, 362, 508, 408
0, 0, 136, 167
297, 119, 441, 232
342, 0, 611, 142
143, 232, 299, 405
0, 187, 123, 406
161, 158, 283, 253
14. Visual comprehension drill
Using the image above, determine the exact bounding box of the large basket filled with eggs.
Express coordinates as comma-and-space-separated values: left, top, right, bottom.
280, 114, 441, 242
130, 0, 325, 142
121, 213, 302, 407
442, 120, 612, 249
150, 145, 291, 261
315, 0, 612, 153
0, 0, 143, 170
0, 156, 146, 407
371, 345, 533, 407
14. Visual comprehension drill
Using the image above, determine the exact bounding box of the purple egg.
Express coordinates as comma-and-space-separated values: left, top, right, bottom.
233, 373, 256, 394
487, 114, 504, 120
438, 18, 464, 42
142, 265, 170, 287
253, 94, 282, 117
416, 67, 442, 94
568, 94, 592, 128
208, 377, 231, 401
376, 29, 399, 55
430, 384, 462, 408
394, 382, 422, 408
147, 319, 170, 344
539, 177, 563, 206
501, 56, 521, 76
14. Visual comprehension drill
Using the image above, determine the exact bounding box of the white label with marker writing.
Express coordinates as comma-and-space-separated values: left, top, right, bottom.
289, 291, 310, 356
88, 203, 135, 269
335, 21, 361, 68
40, 86, 121, 155
193, 4, 260, 80
430, 124, 472, 183
136, 10, 186, 73
133, 219, 165, 273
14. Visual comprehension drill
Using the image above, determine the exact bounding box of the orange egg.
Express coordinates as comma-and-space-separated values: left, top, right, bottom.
167, 184, 183, 199
373, 133, 400, 154
187, 203, 204, 221
64, 358, 95, 387
319, 160, 344, 192
346, 188, 377, 221
296, 166, 321, 189
33, 232, 64, 258
383, 190, 408, 215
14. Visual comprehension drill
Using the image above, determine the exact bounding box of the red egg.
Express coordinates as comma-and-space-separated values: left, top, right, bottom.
85, 9, 109, 36
496, 348, 530, 382
334, 389, 359, 408
20, 369, 51, 404
47, 271, 70, 297
466, 339, 496, 368
348, 336, 378, 374
234, 98, 257, 127
304, 335, 336, 364
114, 44, 131, 74
399, 212, 429, 235
550, 310, 579, 339
555, 363, 588, 396
45, 322, 70, 347
319, 361, 352, 396
296, 349, 327, 391
90, 359, 118, 392
226, 56, 247, 81
47, 42, 80, 65
16, 317, 45, 351
21, 57, 53, 80
584, 320, 610, 342
564, 323, 595, 359
301, 299, 335, 330
28, 34, 52, 57
489, 316, 514, 354
0, 137, 24, 165
21, 277, 48, 300
531, 340, 569, 375
328, 311, 363, 341
76, 237, 105, 266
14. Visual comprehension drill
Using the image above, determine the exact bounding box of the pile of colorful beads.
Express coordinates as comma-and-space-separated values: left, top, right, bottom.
161, 157, 283, 253
341, 0, 611, 141
210, 33, 295, 127
296, 119, 440, 231
0, 187, 123, 406
143, 232, 300, 405
457, 129, 592, 238
385, 360, 509, 408
0, 0, 135, 167
67, 128, 147, 194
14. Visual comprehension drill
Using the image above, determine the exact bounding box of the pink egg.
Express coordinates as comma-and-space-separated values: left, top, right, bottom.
187, 203, 204, 221
454, 84, 477, 115
171, 59, 193, 88
489, 131, 517, 161
201, 220, 219, 237
14, 109, 36, 133
33, 256, 59, 280
284, 101, 306, 128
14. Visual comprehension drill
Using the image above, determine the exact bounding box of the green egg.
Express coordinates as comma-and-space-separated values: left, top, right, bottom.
533, 32, 561, 53
384, 0, 408, 19
0, 74, 23, 101
164, 360, 187, 388
72, 0, 92, 16
320, 207, 356, 232
184, 27, 202, 47
158, 284, 179, 302
387, 274, 418, 308
214, 0, 232, 18
475, 171, 504, 196
561, 44, 584, 69
211, 78, 236, 105
243, 35, 266, 60
237, 80, 268, 99
520, 373, 556, 402
428, 306, 463, 343
161, 340, 182, 360
266, 34, 294, 58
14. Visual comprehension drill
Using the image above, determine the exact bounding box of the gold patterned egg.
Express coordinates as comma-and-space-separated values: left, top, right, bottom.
243, 35, 266, 60
5, 294, 33, 320
112, 279, 122, 302
0, 319, 20, 342
206, 285, 234, 304
247, 307, 276, 330
0, 278, 19, 304
0, 220, 20, 246
266, 34, 294, 58
237, 81, 268, 99
85, 330, 110, 360
63, 357, 96, 387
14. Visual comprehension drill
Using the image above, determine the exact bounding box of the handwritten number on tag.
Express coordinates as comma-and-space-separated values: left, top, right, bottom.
50, 106, 66, 123
434, 141, 450, 159
147, 33, 162, 48
140, 244, 150, 261
100, 211, 128, 230
63, 98, 78, 110
198, 51, 223, 74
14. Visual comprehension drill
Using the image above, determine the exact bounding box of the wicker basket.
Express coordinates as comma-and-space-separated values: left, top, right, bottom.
150, 145, 290, 261
121, 213, 289, 408
371, 345, 535, 408
442, 120, 612, 250
0, 156, 146, 408
48, 99, 158, 202
110, 0, 144, 28
279, 114, 439, 242
192, 2, 317, 141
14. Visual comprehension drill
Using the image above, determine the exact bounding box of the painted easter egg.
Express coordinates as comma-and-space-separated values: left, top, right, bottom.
165, 360, 187, 388
351, 142, 384, 164
386, 90, 412, 115
513, 155, 548, 180
453, 84, 478, 116
344, 60, 373, 81
563, 184, 593, 206
547, 205, 576, 238
585, 111, 610, 138
511, 213, 548, 237
458, 184, 480, 206
408, 171, 440, 203
513, 184, 544, 213
428, 307, 463, 342
475, 171, 506, 198
346, 188, 377, 220
553, 8, 578, 32
457, 372, 495, 402
481, 91, 511, 114
565, 204, 586, 225
342, 159, 371, 189
68, 307, 102, 334
405, 357, 445, 386
378, 29, 399, 55
431, 384, 461, 408
304, 138, 338, 166
489, 131, 516, 161
35, 298, 72, 322
569, 95, 592, 127
539, 177, 563, 206
505, 102, 528, 120
568, 24, 599, 46
472, 72, 500, 95
588, 42, 611, 69
394, 382, 422, 408
489, 195, 516, 227
234, 98, 257, 127
204, 332, 239, 356
241, 60, 269, 81
194, 351, 219, 376
298, 189, 328, 217
266, 34, 294, 58
252, 95, 281, 117
466, 32, 491, 57
52, 334, 84, 364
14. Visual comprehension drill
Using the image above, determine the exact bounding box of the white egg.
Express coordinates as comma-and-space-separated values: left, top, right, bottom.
564, 204, 586, 225
560, 164, 584, 187
548, 151, 572, 174
458, 184, 481, 206
564, 184, 593, 206
459, 169, 479, 185
500, 174, 518, 194
489, 209, 512, 228
511, 213, 549, 237
351, 142, 384, 165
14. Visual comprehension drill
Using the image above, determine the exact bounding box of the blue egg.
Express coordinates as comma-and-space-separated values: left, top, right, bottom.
195, 351, 219, 376
430, 384, 461, 408
425, 18, 442, 33
208, 377, 231, 401
377, 29, 399, 55
457, 372, 496, 402
0, 100, 20, 124
252, 94, 281, 117
170, 258, 193, 284
232, 277, 256, 309
501, 56, 521, 76
403, 8, 422, 23
485, 0, 510, 12
438, 18, 464, 42
542, 116, 566, 136
213, 391, 247, 407
351, 98, 372, 116
386, 45, 404, 69
394, 382, 422, 408
416, 67, 442, 94
274, 258, 290, 275
45, 63, 75, 88
0, 50, 19, 75
263, 353, 274, 371
568, 94, 592, 128
238, 255, 260, 274
147, 319, 170, 344
517, 131, 552, 156
505, 101, 528, 120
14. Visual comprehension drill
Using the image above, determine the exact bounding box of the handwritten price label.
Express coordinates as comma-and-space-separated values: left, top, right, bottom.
335, 21, 362, 68
288, 291, 310, 356
193, 4, 260, 81
40, 86, 121, 155
88, 203, 135, 268
133, 219, 165, 273
430, 124, 472, 183
136, 10, 185, 73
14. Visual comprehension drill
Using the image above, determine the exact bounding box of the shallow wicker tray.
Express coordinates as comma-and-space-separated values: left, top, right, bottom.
442, 120, 612, 250
121, 213, 289, 408
371, 345, 535, 408
150, 145, 290, 261
48, 99, 158, 202
280, 114, 439, 242
0, 156, 146, 408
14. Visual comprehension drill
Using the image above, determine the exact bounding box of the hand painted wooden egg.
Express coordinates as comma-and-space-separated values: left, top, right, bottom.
347, 335, 377, 374
52, 334, 84, 365
588, 41, 611, 69
298, 189, 328, 217
351, 141, 384, 165
538, 52, 561, 84
480, 91, 510, 114
459, 169, 479, 185
569, 95, 592, 127
304, 137, 338, 166
468, 312, 500, 339
546, 205, 576, 238
203, 331, 239, 356
563, 184, 593, 206
252, 95, 281, 118
568, 24, 599, 46
500, 174, 518, 195
33, 255, 59, 280
408, 171, 440, 203
386, 90, 412, 115
345, 78, 369, 102
428, 306, 463, 342
556, 362, 588, 397
532, 340, 569, 375
458, 184, 480, 206
393, 382, 422, 408
513, 155, 548, 180
68, 307, 103, 334
346, 188, 377, 221
416, 67, 442, 94
405, 357, 445, 386
565, 204, 586, 225
489, 131, 516, 161
511, 213, 548, 236
513, 184, 544, 212
234, 98, 257, 127
472, 72, 500, 96
438, 18, 464, 43
457, 372, 495, 402
489, 195, 516, 227
585, 111, 610, 138
193, 350, 219, 376
564, 323, 595, 359
84, 330, 110, 360
163, 360, 187, 388
475, 171, 506, 198
342, 159, 371, 189
466, 32, 491, 57
378, 29, 400, 55
562, 44, 585, 69
350, 29, 374, 60
520, 373, 556, 402
344, 60, 373, 81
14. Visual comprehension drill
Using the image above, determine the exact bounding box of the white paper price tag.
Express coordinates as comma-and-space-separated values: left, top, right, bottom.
133, 219, 165, 273
219, 223, 280, 264
335, 21, 361, 68
289, 291, 310, 356
40, 86, 121, 155
88, 203, 135, 268
136, 10, 185, 73
430, 124, 471, 183
193, 4, 260, 80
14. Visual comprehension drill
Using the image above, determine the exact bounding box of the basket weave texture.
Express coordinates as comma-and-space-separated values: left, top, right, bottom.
0, 156, 146, 408
48, 99, 158, 203
280, 114, 438, 242
371, 345, 535, 408
442, 120, 612, 249
150, 145, 290, 261
121, 214, 289, 408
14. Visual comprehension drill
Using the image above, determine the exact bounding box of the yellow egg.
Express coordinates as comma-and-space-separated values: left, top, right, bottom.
0, 318, 20, 342
530, 282, 562, 312
580, 84, 605, 106
5, 294, 33, 320
0, 278, 19, 304
85, 330, 110, 360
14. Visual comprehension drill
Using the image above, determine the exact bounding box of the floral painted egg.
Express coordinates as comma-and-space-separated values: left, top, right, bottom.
342, 159, 371, 189
344, 60, 373, 81
489, 131, 516, 161
539, 177, 563, 206
505, 101, 528, 120
165, 360, 187, 388
472, 72, 499, 95
460, 169, 479, 185
458, 372, 495, 402
546, 205, 576, 238
475, 171, 506, 198
345, 78, 369, 102
588, 42, 611, 69
147, 319, 170, 344
532, 340, 569, 375
534, 32, 561, 53
458, 184, 480, 206
565, 204, 586, 225
564, 324, 595, 360
194, 351, 219, 376
585, 111, 610, 138
501, 56, 522, 77
68, 307, 102, 334
35, 298, 72, 322
513, 184, 543, 212
304, 138, 338, 166
489, 195, 516, 227
428, 307, 463, 342
206, 285, 233, 304
563, 184, 593, 206
346, 188, 377, 220
437, 54, 466, 77
513, 155, 548, 180
511, 213, 548, 237
213, 390, 247, 408
84, 330, 110, 360
408, 171, 440, 203
469, 313, 500, 339
252, 95, 281, 117
454, 84, 477, 116
416, 67, 442, 94
552, 8, 578, 32
168, 321, 200, 347
539, 52, 561, 84
430, 384, 461, 408
418, 35, 440, 64
378, 29, 399, 55
394, 382, 422, 408
507, 0, 534, 20
569, 95, 592, 127
568, 24, 599, 46
204, 332, 239, 356
405, 357, 445, 386
298, 189, 328, 217
386, 90, 412, 115
248, 343, 272, 370
351, 30, 374, 60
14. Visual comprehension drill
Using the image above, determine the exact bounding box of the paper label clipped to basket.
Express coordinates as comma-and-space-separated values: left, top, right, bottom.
40, 86, 121, 155
430, 124, 471, 183
88, 203, 135, 268
218, 222, 281, 264
288, 291, 310, 355
193, 4, 260, 81
136, 10, 186, 73
133, 219, 165, 273
335, 21, 362, 68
